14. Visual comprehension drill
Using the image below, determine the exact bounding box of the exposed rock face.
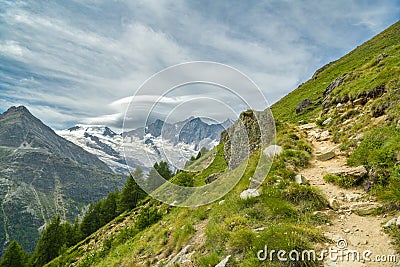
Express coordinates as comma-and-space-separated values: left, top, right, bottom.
326, 166, 367, 178
296, 98, 313, 114
220, 109, 275, 170
323, 74, 348, 98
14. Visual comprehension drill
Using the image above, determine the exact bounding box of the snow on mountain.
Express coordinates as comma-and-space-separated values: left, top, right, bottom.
57, 118, 232, 174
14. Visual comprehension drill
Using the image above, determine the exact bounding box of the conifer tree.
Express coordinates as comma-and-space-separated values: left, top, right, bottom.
31, 216, 66, 267
0, 240, 28, 267
118, 167, 146, 212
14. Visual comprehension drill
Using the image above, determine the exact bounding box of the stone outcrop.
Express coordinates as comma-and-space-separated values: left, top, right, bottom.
296, 98, 312, 114
220, 109, 275, 170
326, 166, 367, 178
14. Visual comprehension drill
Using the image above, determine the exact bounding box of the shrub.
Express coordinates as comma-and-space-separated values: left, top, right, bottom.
284, 184, 327, 211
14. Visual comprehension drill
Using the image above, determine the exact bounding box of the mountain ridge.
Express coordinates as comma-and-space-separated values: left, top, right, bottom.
0, 106, 124, 254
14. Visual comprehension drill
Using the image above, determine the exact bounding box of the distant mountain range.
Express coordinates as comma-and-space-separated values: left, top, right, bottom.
0, 106, 124, 254
58, 117, 233, 173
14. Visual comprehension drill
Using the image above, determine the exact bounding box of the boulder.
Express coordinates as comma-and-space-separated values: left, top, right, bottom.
296, 98, 312, 114
205, 173, 221, 184
328, 197, 340, 211
316, 150, 335, 161
295, 174, 308, 185
322, 117, 333, 125
323, 74, 348, 97
297, 123, 317, 130
319, 130, 330, 141
384, 218, 397, 228
216, 255, 231, 267
263, 145, 283, 158
326, 166, 367, 177
240, 189, 260, 200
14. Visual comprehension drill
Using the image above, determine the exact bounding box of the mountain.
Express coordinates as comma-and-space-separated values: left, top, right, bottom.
0, 106, 124, 254
45, 21, 400, 267
59, 117, 233, 172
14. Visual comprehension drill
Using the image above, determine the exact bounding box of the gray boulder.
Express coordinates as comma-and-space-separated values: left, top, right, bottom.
295, 174, 308, 185
326, 166, 367, 177
296, 98, 312, 114
240, 189, 260, 199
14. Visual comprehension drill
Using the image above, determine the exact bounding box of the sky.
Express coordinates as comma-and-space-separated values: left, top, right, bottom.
0, 0, 399, 131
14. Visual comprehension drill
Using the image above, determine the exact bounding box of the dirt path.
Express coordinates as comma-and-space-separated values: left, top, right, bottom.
298, 129, 398, 267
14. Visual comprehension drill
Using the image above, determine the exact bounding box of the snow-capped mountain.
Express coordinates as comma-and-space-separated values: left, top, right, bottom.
57, 117, 233, 174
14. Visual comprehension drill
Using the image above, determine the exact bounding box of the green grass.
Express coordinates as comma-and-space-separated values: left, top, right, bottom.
271, 21, 400, 123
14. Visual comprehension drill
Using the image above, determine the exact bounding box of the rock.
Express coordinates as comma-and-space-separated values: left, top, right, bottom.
345, 193, 361, 202
353, 98, 365, 106
323, 74, 348, 97
297, 123, 317, 130
328, 197, 340, 211
397, 119, 400, 128
308, 130, 321, 139
397, 216, 400, 226
350, 202, 382, 214
296, 98, 312, 114
253, 227, 266, 232
343, 228, 351, 234
319, 130, 330, 141
336, 103, 343, 108
383, 218, 397, 228
316, 150, 336, 161
294, 174, 308, 185
322, 117, 333, 125
372, 104, 388, 117
205, 173, 222, 184
215, 255, 231, 267
240, 189, 260, 200
326, 166, 367, 177
169, 245, 191, 265
376, 53, 387, 64
218, 200, 225, 205
263, 145, 283, 158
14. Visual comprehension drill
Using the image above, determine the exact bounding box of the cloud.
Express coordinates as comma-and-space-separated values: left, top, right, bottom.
0, 0, 399, 131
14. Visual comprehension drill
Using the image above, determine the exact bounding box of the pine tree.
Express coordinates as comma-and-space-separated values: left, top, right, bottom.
118, 167, 146, 213
154, 161, 173, 180
0, 240, 28, 267
31, 216, 66, 267
100, 190, 119, 225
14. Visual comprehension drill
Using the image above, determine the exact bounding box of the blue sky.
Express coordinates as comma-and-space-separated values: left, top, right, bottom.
0, 0, 399, 130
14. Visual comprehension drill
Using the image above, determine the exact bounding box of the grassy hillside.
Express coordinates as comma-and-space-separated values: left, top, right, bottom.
271, 20, 400, 123
48, 124, 328, 266
45, 20, 400, 266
